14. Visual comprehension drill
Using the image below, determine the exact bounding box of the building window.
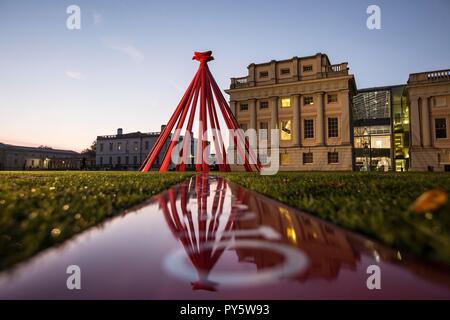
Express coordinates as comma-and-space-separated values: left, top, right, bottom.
134, 141, 139, 151
435, 118, 447, 139
259, 71, 269, 78
259, 122, 269, 140
303, 152, 313, 164
125, 156, 129, 165
281, 98, 291, 108
327, 94, 338, 103
133, 156, 138, 165
304, 96, 314, 105
109, 143, 113, 151
260, 101, 269, 109
280, 120, 292, 141
304, 119, 314, 139
145, 141, 149, 149
100, 157, 103, 165
117, 142, 122, 151
280, 153, 290, 165
117, 156, 121, 165
239, 123, 248, 131
280, 68, 290, 75
109, 156, 112, 165
328, 117, 339, 138
99, 143, 104, 152
240, 103, 248, 111
328, 152, 339, 164
303, 65, 313, 72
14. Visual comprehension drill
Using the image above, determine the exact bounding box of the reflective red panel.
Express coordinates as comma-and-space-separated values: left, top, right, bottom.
1, 176, 449, 299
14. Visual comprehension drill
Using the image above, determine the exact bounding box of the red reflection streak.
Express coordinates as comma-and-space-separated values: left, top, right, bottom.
157, 175, 236, 291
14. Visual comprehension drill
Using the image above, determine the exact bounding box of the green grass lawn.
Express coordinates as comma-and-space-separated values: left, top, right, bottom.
219, 172, 450, 266
0, 171, 191, 270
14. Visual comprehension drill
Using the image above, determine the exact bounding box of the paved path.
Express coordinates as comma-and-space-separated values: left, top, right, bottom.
1, 175, 449, 299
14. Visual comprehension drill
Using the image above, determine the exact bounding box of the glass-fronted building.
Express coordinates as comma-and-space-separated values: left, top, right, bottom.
352, 85, 410, 171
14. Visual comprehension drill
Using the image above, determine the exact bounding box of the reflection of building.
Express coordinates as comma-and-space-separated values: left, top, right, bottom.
407, 70, 450, 171
0, 143, 80, 170
352, 85, 410, 172
233, 189, 358, 281
226, 53, 357, 171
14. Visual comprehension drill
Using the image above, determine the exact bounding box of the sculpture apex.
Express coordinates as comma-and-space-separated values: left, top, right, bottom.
193, 51, 214, 63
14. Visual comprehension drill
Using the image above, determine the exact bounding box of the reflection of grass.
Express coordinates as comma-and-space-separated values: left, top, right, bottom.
0, 171, 191, 270
219, 172, 450, 266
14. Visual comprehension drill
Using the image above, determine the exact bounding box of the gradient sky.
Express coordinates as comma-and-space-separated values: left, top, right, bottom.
1, 0, 449, 151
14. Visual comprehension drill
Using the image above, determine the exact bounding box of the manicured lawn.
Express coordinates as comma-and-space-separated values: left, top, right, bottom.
219, 172, 450, 266
0, 171, 191, 270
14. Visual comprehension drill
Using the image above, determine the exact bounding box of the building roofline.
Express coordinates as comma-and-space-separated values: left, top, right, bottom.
357, 84, 406, 93
0, 142, 79, 154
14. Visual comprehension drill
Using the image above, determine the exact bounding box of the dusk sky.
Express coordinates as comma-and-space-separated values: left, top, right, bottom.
1, 0, 449, 151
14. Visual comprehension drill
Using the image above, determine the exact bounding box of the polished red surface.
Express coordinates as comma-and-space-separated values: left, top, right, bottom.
1, 175, 449, 299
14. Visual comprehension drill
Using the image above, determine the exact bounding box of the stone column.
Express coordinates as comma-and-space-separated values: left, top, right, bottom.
292, 94, 301, 146
421, 97, 431, 147
341, 90, 351, 145
316, 92, 325, 145
229, 101, 236, 117
249, 99, 257, 130
410, 97, 421, 147
270, 97, 278, 130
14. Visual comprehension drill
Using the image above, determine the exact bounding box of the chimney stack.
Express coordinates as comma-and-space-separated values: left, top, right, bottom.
117, 128, 123, 136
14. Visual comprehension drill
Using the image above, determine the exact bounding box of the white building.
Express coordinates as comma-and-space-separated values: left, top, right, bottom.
96, 127, 196, 170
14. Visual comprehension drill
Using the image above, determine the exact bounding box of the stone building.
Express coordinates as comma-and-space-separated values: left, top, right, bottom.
226, 53, 357, 171
407, 69, 450, 171
0, 143, 80, 170
96, 127, 196, 170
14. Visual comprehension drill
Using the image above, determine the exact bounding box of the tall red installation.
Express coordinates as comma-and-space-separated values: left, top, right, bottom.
140, 51, 261, 173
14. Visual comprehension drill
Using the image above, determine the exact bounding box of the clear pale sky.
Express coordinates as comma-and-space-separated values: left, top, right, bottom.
1, 0, 449, 151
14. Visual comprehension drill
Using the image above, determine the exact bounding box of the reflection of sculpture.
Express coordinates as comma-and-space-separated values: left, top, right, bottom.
140, 51, 260, 173
156, 175, 236, 291
158, 175, 362, 291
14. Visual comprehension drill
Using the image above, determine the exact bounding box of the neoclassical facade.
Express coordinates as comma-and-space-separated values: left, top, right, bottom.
407, 70, 450, 171
226, 53, 357, 171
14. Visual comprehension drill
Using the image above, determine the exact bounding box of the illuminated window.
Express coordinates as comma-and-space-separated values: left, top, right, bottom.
280, 120, 292, 140
304, 119, 314, 139
281, 98, 291, 108
280, 153, 290, 165
303, 65, 313, 72
240, 103, 248, 111
304, 96, 314, 105
328, 117, 338, 138
280, 68, 290, 75
117, 142, 122, 151
303, 152, 313, 164
328, 152, 339, 164
327, 94, 338, 103
435, 118, 447, 139
133, 141, 138, 151
260, 101, 269, 109
259, 71, 269, 78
